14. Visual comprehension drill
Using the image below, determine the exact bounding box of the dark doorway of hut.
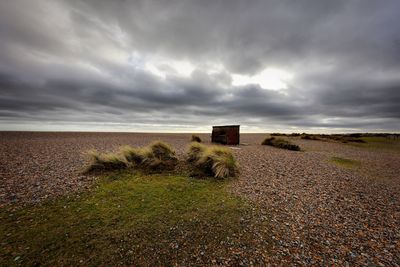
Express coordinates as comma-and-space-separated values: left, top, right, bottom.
211, 125, 240, 145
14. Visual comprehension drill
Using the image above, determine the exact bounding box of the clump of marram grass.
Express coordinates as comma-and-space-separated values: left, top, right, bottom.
149, 141, 177, 161
187, 143, 237, 179
261, 137, 300, 151
121, 141, 177, 171
143, 141, 178, 171
84, 150, 127, 173
211, 156, 235, 178
191, 134, 202, 143
85, 141, 178, 174
121, 146, 151, 165
187, 142, 207, 163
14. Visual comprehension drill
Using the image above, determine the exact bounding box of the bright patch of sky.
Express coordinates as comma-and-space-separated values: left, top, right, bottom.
232, 68, 293, 90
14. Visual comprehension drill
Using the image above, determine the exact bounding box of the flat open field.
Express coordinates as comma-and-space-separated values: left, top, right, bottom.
1, 132, 399, 265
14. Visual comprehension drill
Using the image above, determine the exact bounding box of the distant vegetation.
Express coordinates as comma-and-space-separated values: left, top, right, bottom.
300, 134, 322, 141
324, 135, 366, 143
270, 133, 286, 136
261, 137, 300, 151
269, 133, 400, 144
267, 133, 400, 152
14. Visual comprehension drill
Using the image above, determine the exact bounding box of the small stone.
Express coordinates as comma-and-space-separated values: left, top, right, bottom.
349, 251, 356, 259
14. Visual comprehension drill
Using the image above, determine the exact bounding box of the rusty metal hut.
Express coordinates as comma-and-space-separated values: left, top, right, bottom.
211, 125, 240, 145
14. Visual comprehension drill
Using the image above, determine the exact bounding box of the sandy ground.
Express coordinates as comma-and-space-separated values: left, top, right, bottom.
1, 132, 399, 265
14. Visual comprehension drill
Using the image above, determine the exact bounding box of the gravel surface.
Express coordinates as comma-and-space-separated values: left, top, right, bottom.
0, 132, 193, 205
1, 132, 399, 265
232, 136, 400, 266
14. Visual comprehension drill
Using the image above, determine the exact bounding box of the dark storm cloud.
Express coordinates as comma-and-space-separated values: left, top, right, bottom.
0, 0, 399, 132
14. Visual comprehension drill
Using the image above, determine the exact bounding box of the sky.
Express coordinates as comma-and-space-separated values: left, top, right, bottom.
0, 0, 399, 133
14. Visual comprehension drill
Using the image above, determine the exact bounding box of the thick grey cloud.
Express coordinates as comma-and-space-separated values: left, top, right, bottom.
0, 0, 399, 132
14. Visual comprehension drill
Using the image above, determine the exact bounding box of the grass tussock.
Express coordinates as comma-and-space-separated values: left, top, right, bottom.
84, 150, 127, 172
121, 146, 150, 165
261, 137, 300, 151
191, 134, 202, 142
187, 143, 238, 179
86, 141, 177, 173
124, 141, 178, 171
143, 141, 178, 171
149, 141, 177, 161
187, 142, 207, 163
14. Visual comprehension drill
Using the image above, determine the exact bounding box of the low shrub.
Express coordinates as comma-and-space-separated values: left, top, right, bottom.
301, 134, 321, 140
191, 134, 202, 142
345, 138, 366, 143
187, 144, 237, 179
261, 137, 272, 146
261, 137, 300, 151
85, 150, 127, 172
270, 133, 286, 136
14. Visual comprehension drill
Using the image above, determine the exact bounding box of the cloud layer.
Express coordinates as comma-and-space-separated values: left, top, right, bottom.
0, 0, 399, 132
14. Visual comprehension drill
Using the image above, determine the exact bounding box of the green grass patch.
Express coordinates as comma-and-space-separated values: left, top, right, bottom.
357, 137, 400, 151
338, 136, 400, 153
330, 157, 361, 168
0, 172, 267, 266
